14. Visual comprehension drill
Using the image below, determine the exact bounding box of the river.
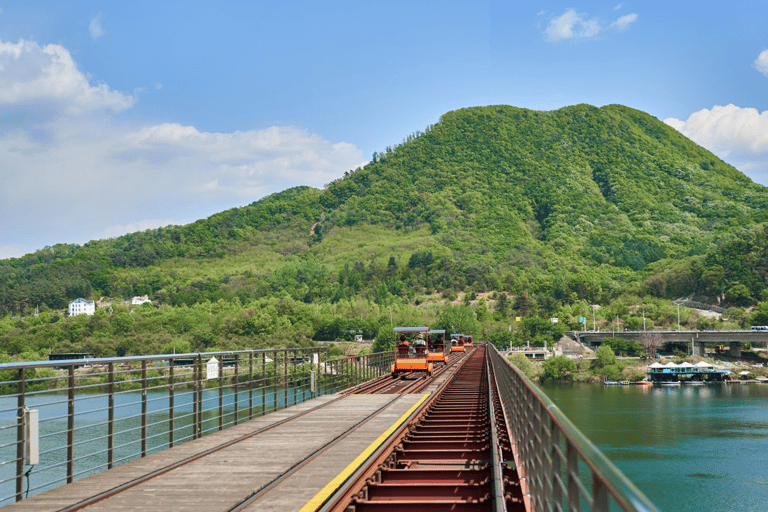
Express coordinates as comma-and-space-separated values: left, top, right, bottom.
540, 382, 768, 512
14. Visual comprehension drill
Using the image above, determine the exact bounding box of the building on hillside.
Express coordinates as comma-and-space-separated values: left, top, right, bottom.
68, 298, 95, 316
131, 295, 152, 305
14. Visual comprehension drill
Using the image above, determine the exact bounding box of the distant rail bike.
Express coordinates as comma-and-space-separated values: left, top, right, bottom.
450, 333, 466, 353
391, 326, 434, 377
464, 334, 474, 349
427, 329, 448, 366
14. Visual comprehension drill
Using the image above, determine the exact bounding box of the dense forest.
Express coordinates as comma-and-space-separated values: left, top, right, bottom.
3, 103, 768, 359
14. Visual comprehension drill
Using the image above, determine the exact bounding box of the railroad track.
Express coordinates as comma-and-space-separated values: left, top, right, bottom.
345, 351, 468, 395
319, 345, 526, 511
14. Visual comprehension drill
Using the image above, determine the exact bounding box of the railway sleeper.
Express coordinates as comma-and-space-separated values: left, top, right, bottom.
346, 497, 496, 512
405, 434, 489, 444
395, 448, 492, 462
375, 466, 492, 484
362, 481, 492, 500
401, 439, 489, 451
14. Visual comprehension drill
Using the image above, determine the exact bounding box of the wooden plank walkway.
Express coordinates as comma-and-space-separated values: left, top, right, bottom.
5, 393, 426, 512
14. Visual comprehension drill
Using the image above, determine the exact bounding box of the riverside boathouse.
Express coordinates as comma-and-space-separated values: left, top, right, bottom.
647, 361, 731, 383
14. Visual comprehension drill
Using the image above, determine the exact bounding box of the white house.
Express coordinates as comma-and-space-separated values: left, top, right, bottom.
69, 298, 95, 316
131, 295, 152, 305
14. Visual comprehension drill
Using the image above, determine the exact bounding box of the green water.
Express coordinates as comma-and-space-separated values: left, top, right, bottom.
541, 382, 768, 512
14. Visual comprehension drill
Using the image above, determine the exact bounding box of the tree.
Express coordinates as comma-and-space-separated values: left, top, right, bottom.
638, 331, 664, 359
437, 305, 478, 335
725, 284, 752, 307
372, 325, 395, 353
540, 355, 577, 382
494, 293, 510, 318
508, 353, 534, 378
594, 345, 617, 368
750, 301, 768, 326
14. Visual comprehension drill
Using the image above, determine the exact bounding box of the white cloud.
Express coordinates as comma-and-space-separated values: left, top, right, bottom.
664, 104, 768, 184
89, 13, 105, 40
0, 38, 133, 117
611, 13, 638, 31
754, 50, 768, 76
545, 9, 601, 41
544, 8, 638, 41
0, 37, 365, 260
613, 4, 623, 10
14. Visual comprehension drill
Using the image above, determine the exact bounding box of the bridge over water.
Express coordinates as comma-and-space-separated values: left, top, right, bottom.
0, 346, 657, 511
571, 329, 768, 356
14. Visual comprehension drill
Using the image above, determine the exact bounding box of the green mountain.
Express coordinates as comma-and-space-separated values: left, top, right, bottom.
2, 103, 768, 356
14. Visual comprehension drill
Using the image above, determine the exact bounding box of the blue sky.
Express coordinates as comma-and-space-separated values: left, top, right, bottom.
1, 1, 768, 259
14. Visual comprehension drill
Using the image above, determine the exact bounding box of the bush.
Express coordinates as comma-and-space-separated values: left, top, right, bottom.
602, 364, 622, 381
508, 353, 534, 378
540, 355, 577, 382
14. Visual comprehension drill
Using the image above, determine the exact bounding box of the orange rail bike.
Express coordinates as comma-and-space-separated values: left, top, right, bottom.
464, 334, 474, 348
427, 329, 448, 365
449, 333, 465, 353
391, 326, 433, 376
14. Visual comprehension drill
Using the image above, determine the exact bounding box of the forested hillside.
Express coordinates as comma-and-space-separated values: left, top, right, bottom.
2, 104, 768, 358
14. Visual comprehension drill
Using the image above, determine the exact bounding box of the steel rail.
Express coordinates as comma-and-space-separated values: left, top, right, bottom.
316, 346, 523, 511
312, 354, 472, 512
226, 394, 405, 511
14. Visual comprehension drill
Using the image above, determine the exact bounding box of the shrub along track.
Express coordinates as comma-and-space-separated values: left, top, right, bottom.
320, 345, 525, 511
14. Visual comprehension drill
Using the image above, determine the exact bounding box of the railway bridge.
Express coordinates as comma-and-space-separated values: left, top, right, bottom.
0, 346, 657, 511
571, 329, 768, 356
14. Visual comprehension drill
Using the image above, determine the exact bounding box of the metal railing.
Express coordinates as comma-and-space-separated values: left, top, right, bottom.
0, 347, 394, 506
488, 345, 658, 512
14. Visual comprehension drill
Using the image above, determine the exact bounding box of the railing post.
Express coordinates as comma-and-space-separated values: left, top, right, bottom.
218, 357, 224, 431
248, 352, 254, 420
67, 365, 75, 483
198, 355, 204, 437
593, 472, 609, 512
192, 357, 199, 440
262, 352, 267, 417
292, 350, 297, 406
566, 442, 579, 512
169, 360, 175, 448
551, 424, 562, 512
141, 360, 147, 457
283, 350, 288, 409
15, 368, 24, 502
108, 362, 115, 467
319, 348, 324, 395
234, 354, 239, 425
273, 349, 278, 412
195, 355, 203, 439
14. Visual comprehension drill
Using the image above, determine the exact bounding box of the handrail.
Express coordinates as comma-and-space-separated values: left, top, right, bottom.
488, 345, 658, 512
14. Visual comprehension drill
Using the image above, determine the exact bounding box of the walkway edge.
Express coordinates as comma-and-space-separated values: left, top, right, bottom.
299, 393, 430, 512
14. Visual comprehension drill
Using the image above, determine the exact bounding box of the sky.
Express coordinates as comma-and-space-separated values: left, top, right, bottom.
1, 1, 768, 259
